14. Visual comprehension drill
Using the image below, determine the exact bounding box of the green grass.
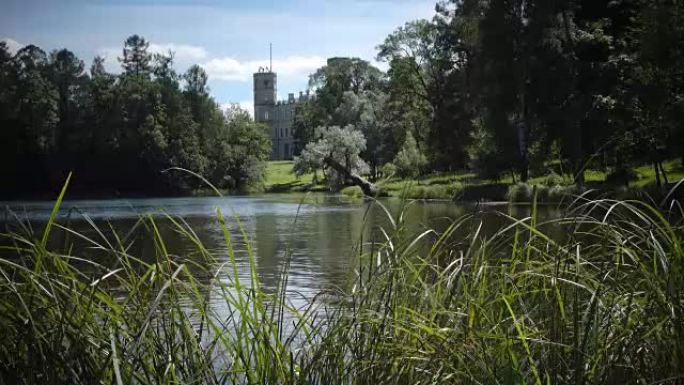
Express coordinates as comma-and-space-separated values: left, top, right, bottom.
264, 161, 326, 192
264, 159, 683, 200
2, 176, 683, 384
373, 159, 684, 201
632, 159, 684, 187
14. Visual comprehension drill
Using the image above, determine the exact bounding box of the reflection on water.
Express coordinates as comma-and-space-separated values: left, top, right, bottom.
0, 194, 563, 309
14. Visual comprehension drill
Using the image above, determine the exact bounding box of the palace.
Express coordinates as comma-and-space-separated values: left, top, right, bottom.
253, 68, 310, 160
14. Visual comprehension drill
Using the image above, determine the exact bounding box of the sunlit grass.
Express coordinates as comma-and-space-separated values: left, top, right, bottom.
264, 161, 326, 192
375, 159, 684, 201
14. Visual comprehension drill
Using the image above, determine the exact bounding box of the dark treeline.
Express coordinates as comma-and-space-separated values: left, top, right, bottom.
294, 0, 684, 186
0, 35, 270, 199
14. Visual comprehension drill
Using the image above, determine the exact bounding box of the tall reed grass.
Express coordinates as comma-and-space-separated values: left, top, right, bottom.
1, 176, 683, 384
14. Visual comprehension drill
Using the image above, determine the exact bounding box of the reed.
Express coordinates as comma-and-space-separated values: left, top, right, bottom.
1, 177, 683, 384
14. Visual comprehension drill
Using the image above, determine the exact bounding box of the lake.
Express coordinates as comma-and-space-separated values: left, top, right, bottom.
0, 194, 562, 309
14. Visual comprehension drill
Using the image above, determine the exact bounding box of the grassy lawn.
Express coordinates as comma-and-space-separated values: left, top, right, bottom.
381, 160, 684, 190
632, 160, 684, 187
268, 159, 684, 199
265, 161, 324, 192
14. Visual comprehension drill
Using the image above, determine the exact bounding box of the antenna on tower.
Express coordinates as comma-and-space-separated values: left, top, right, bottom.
269, 43, 273, 72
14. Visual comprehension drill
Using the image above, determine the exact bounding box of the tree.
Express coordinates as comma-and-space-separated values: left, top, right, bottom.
294, 125, 369, 191
184, 64, 209, 96
631, 0, 684, 178
119, 35, 152, 77
333, 90, 391, 179
90, 55, 107, 77
309, 57, 384, 101
13, 45, 59, 154
209, 104, 271, 190
0, 37, 276, 198
378, 18, 474, 170
153, 51, 176, 81
393, 132, 428, 177
48, 49, 88, 152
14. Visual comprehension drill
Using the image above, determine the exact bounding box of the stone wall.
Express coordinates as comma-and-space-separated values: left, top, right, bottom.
254, 69, 310, 160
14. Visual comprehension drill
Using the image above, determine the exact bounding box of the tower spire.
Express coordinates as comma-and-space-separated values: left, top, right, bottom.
269, 43, 273, 72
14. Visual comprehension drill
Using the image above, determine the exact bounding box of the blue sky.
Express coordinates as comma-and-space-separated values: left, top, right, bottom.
1, 0, 435, 114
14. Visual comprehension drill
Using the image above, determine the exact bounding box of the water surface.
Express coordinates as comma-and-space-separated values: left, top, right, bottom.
1, 194, 561, 308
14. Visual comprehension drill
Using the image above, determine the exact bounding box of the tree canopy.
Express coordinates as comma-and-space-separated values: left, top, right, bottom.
293, 0, 684, 187
0, 36, 270, 198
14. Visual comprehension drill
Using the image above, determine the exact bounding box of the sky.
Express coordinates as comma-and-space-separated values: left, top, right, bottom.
1, 0, 436, 115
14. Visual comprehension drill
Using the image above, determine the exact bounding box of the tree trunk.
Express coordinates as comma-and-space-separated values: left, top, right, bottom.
570, 121, 584, 188
517, 119, 529, 183
323, 155, 380, 197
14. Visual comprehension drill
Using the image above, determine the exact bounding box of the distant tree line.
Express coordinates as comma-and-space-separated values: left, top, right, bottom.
294, 0, 684, 187
0, 35, 270, 198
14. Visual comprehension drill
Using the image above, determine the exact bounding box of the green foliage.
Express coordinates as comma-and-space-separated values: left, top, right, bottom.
467, 118, 510, 180
393, 132, 428, 178
507, 183, 577, 203
543, 171, 565, 187
293, 125, 369, 191
291, 0, 684, 187
506, 182, 534, 203
340, 185, 363, 198
294, 58, 389, 177
2, 188, 682, 383
321, 196, 684, 384
119, 34, 152, 76
0, 36, 269, 197
380, 162, 397, 178
399, 182, 463, 200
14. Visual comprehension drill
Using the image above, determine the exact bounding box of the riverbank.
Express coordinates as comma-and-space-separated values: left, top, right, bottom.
1, 185, 682, 383
267, 160, 684, 202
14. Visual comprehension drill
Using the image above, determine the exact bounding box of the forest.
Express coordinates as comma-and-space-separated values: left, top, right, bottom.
0, 35, 270, 198
293, 0, 684, 192
1, 0, 683, 199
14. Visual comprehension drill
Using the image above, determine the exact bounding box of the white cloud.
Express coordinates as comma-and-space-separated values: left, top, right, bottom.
95, 47, 121, 73
96, 42, 208, 74
203, 55, 325, 82
1, 37, 24, 55
148, 43, 208, 63
220, 100, 254, 118
238, 100, 254, 118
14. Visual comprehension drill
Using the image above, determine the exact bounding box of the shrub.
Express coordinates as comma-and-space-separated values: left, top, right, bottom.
400, 182, 463, 200
547, 184, 576, 202
507, 183, 533, 203
393, 132, 428, 178
380, 162, 397, 179
543, 171, 565, 187
341, 185, 363, 198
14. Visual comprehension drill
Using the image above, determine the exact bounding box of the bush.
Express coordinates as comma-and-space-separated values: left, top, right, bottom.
507, 183, 534, 203
400, 182, 463, 200
380, 163, 397, 179
341, 185, 364, 198
547, 184, 576, 202
394, 132, 428, 178
508, 183, 576, 203
543, 171, 565, 187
